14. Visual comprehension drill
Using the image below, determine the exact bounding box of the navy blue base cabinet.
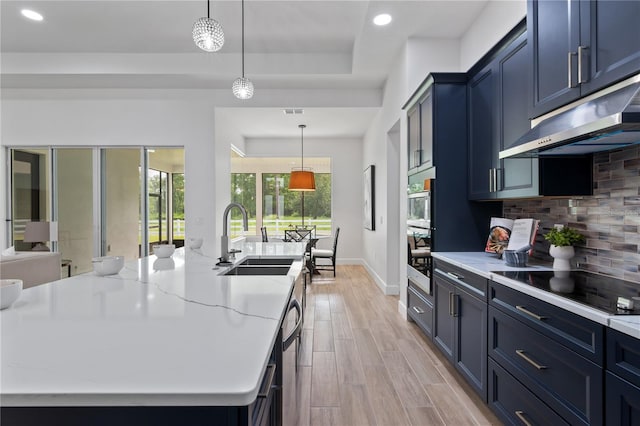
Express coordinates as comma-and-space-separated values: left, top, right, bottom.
433, 260, 487, 401
606, 328, 640, 425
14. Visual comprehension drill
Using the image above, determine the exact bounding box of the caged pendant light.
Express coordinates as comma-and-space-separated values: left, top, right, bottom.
192, 0, 225, 52
232, 0, 254, 99
289, 124, 316, 191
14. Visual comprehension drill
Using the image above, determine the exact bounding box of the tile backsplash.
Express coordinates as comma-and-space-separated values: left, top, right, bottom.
503, 145, 640, 283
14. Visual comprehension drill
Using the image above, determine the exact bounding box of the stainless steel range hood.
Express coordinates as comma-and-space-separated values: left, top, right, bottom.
499, 73, 640, 159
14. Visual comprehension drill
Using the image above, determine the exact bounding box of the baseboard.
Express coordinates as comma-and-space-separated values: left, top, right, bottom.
361, 260, 399, 295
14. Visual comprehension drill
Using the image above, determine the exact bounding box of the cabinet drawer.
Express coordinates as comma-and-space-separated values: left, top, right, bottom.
408, 283, 434, 338
606, 371, 640, 426
489, 281, 604, 364
489, 307, 603, 426
607, 328, 640, 389
488, 357, 569, 426
434, 259, 487, 299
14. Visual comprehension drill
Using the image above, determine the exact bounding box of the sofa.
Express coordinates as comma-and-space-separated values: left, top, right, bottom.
0, 252, 62, 289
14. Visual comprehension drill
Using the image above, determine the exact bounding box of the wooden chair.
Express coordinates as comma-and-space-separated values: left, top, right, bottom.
260, 226, 269, 242
408, 232, 431, 275
312, 227, 340, 277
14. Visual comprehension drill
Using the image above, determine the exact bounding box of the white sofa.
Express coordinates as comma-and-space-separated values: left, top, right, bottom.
0, 252, 62, 289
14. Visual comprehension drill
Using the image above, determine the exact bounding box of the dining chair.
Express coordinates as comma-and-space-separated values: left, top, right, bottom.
408, 233, 431, 275
311, 227, 340, 277
260, 227, 269, 242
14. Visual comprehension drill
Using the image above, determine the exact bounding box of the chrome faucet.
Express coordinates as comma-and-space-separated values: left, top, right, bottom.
220, 202, 249, 264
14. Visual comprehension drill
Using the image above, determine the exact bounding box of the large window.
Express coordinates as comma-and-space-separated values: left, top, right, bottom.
230, 157, 332, 239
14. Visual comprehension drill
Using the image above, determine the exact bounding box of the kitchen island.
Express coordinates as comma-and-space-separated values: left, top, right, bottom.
0, 242, 306, 425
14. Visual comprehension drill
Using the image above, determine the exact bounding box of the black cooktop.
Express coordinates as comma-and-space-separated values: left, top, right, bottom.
492, 270, 640, 315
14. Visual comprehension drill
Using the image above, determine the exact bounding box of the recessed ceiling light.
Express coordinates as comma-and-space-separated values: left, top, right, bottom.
21, 9, 43, 21
283, 108, 304, 115
373, 13, 392, 26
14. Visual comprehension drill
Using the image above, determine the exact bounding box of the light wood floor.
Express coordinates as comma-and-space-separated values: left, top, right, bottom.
282, 265, 502, 426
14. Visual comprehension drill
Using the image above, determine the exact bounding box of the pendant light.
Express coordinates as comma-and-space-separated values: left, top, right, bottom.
193, 0, 225, 52
289, 124, 316, 191
232, 0, 254, 99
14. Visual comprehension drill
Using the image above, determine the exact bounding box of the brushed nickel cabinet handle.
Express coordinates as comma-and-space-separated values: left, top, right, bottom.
515, 410, 533, 426
489, 169, 493, 192
516, 305, 547, 321
446, 271, 464, 281
257, 363, 277, 398
516, 349, 547, 370
452, 294, 459, 317
568, 51, 577, 88
449, 292, 454, 316
412, 306, 425, 315
578, 45, 588, 84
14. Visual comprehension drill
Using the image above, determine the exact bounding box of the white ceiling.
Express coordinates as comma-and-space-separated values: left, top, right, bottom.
1, 0, 490, 139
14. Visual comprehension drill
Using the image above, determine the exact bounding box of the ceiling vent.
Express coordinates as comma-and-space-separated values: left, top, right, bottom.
283, 108, 304, 115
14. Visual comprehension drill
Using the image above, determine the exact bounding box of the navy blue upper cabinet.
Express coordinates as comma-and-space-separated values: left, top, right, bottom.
468, 64, 496, 200
529, 0, 640, 118
468, 28, 537, 200
404, 73, 467, 173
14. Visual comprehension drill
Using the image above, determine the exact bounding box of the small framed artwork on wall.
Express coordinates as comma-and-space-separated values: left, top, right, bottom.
364, 165, 375, 231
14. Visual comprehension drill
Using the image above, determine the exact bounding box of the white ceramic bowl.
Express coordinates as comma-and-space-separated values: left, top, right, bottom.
153, 244, 175, 258
1, 279, 23, 310
187, 238, 203, 249
92, 256, 125, 276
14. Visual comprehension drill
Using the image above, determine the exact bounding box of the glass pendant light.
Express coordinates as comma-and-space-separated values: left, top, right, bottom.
232, 0, 254, 99
289, 125, 316, 191
193, 0, 225, 52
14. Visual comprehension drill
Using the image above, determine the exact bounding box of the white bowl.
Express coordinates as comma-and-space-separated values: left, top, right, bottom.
92, 256, 125, 276
153, 244, 175, 258
187, 238, 203, 249
1, 279, 23, 310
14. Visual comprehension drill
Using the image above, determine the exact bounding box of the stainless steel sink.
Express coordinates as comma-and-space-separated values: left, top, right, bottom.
239, 257, 296, 266
223, 265, 291, 276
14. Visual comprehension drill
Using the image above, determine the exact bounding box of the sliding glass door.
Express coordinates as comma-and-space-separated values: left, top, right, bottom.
10, 149, 50, 250
7, 146, 185, 269
55, 149, 94, 274
101, 149, 142, 261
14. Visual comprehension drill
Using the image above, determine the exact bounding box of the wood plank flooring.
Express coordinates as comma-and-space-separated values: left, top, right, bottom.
282, 265, 501, 426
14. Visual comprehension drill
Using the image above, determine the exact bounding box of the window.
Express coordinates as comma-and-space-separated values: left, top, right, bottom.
230, 173, 256, 238
230, 157, 332, 239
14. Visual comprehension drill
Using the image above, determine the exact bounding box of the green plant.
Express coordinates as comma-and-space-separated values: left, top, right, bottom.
544, 226, 586, 247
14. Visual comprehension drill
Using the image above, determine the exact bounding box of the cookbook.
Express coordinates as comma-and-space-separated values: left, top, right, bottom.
485, 217, 539, 255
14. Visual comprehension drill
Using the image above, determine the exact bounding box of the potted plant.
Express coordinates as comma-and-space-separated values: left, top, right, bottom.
544, 226, 586, 270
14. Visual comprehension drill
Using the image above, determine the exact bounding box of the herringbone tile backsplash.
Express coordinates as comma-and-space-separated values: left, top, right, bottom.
503, 145, 640, 282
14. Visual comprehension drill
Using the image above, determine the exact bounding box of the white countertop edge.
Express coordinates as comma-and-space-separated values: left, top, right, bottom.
0, 391, 261, 407
608, 317, 640, 340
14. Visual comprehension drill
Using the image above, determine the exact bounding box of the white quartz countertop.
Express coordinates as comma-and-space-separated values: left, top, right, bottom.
0, 242, 306, 407
432, 252, 640, 337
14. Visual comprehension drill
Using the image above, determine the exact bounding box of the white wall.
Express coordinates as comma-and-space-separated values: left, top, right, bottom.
0, 98, 218, 256
459, 0, 527, 71
244, 137, 363, 263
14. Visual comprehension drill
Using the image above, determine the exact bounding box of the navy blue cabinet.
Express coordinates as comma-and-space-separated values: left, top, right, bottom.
468, 27, 537, 200
433, 260, 487, 401
606, 372, 640, 426
606, 328, 640, 425
404, 73, 467, 173
529, 0, 640, 118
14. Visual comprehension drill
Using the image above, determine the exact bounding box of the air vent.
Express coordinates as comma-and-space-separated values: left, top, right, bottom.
283, 108, 304, 115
